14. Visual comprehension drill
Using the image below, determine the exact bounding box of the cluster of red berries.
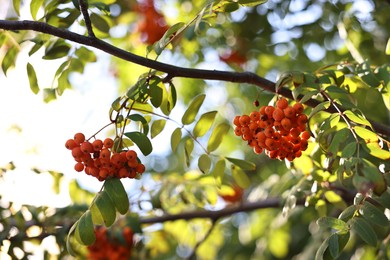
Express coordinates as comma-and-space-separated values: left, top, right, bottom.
65, 133, 145, 181
87, 226, 133, 260
233, 98, 310, 161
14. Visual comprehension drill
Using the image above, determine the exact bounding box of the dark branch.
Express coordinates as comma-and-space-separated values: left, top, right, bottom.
0, 19, 389, 137
78, 0, 95, 38
139, 198, 293, 224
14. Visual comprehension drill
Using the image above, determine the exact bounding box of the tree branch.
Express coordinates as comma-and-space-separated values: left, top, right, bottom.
78, 0, 95, 38
0, 19, 389, 137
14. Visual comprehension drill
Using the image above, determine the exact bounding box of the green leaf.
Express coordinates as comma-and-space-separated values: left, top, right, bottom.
104, 178, 129, 215
238, 0, 268, 7
90, 13, 110, 33
13, 0, 21, 16
149, 79, 163, 108
317, 217, 349, 232
26, 63, 39, 94
354, 126, 378, 142
349, 217, 378, 246
328, 233, 339, 259
386, 38, 390, 55
66, 221, 79, 256
171, 127, 182, 152
315, 236, 329, 260
75, 210, 96, 245
182, 94, 206, 125
30, 0, 44, 20
360, 201, 389, 227
362, 163, 387, 195
111, 97, 122, 111
207, 122, 230, 152
158, 22, 185, 49
344, 110, 372, 128
193, 111, 218, 138
300, 90, 319, 104
128, 114, 149, 135
198, 154, 211, 174
75, 46, 97, 63
1, 45, 18, 75
338, 205, 357, 221
124, 131, 153, 156
184, 138, 194, 167
226, 157, 256, 171
328, 128, 349, 156
126, 213, 143, 234
362, 142, 390, 161
309, 101, 331, 118
43, 40, 71, 60
151, 119, 166, 138
329, 114, 340, 128
232, 166, 250, 189
90, 191, 116, 227
212, 159, 225, 188
341, 142, 357, 158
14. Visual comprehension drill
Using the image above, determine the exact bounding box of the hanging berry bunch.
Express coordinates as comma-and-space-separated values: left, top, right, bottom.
233, 98, 310, 161
87, 226, 134, 260
65, 133, 146, 181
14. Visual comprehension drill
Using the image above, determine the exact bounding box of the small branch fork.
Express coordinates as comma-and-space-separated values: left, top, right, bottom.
78, 0, 95, 38
0, 19, 389, 137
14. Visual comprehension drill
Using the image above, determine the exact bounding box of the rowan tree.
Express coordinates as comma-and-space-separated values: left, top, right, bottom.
0, 0, 389, 259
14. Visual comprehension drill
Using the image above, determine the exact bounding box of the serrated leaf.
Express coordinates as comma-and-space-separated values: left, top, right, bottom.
309, 101, 331, 118
124, 131, 153, 156
30, 0, 44, 20
226, 157, 256, 171
232, 166, 250, 189
75, 210, 95, 245
362, 142, 390, 161
354, 126, 378, 143
193, 111, 218, 138
360, 201, 389, 227
171, 127, 182, 152
207, 122, 230, 152
91, 191, 116, 227
90, 13, 110, 33
317, 217, 349, 232
344, 110, 372, 127
212, 159, 225, 188
128, 114, 149, 135
341, 142, 357, 158
349, 217, 378, 246
151, 119, 166, 138
198, 154, 211, 174
26, 63, 39, 94
182, 94, 206, 125
104, 178, 129, 215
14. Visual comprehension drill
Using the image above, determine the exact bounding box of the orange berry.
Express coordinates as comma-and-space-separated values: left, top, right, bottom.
72, 147, 84, 158
80, 141, 94, 154
272, 108, 284, 121
295, 150, 302, 158
65, 139, 78, 150
276, 98, 288, 109
100, 148, 111, 159
283, 107, 296, 118
293, 103, 304, 114
111, 153, 124, 167
128, 159, 138, 168
118, 167, 129, 178
297, 114, 308, 126
74, 132, 85, 145
99, 168, 109, 179
242, 133, 252, 141
289, 128, 300, 138
264, 127, 275, 138
255, 131, 266, 142
253, 146, 264, 154
74, 162, 85, 172
234, 127, 242, 136
136, 163, 145, 174
126, 150, 137, 161
249, 111, 260, 121
259, 106, 267, 115
301, 130, 310, 140
264, 106, 275, 117
265, 138, 277, 150
103, 138, 114, 149
248, 122, 258, 131
286, 153, 295, 161
233, 116, 241, 126
281, 118, 292, 131
239, 115, 250, 126
92, 139, 103, 151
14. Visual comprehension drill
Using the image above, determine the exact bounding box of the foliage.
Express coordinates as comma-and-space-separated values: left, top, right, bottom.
0, 0, 389, 259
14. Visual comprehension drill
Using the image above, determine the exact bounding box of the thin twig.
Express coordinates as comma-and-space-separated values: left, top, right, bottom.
78, 0, 95, 38
186, 219, 219, 260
